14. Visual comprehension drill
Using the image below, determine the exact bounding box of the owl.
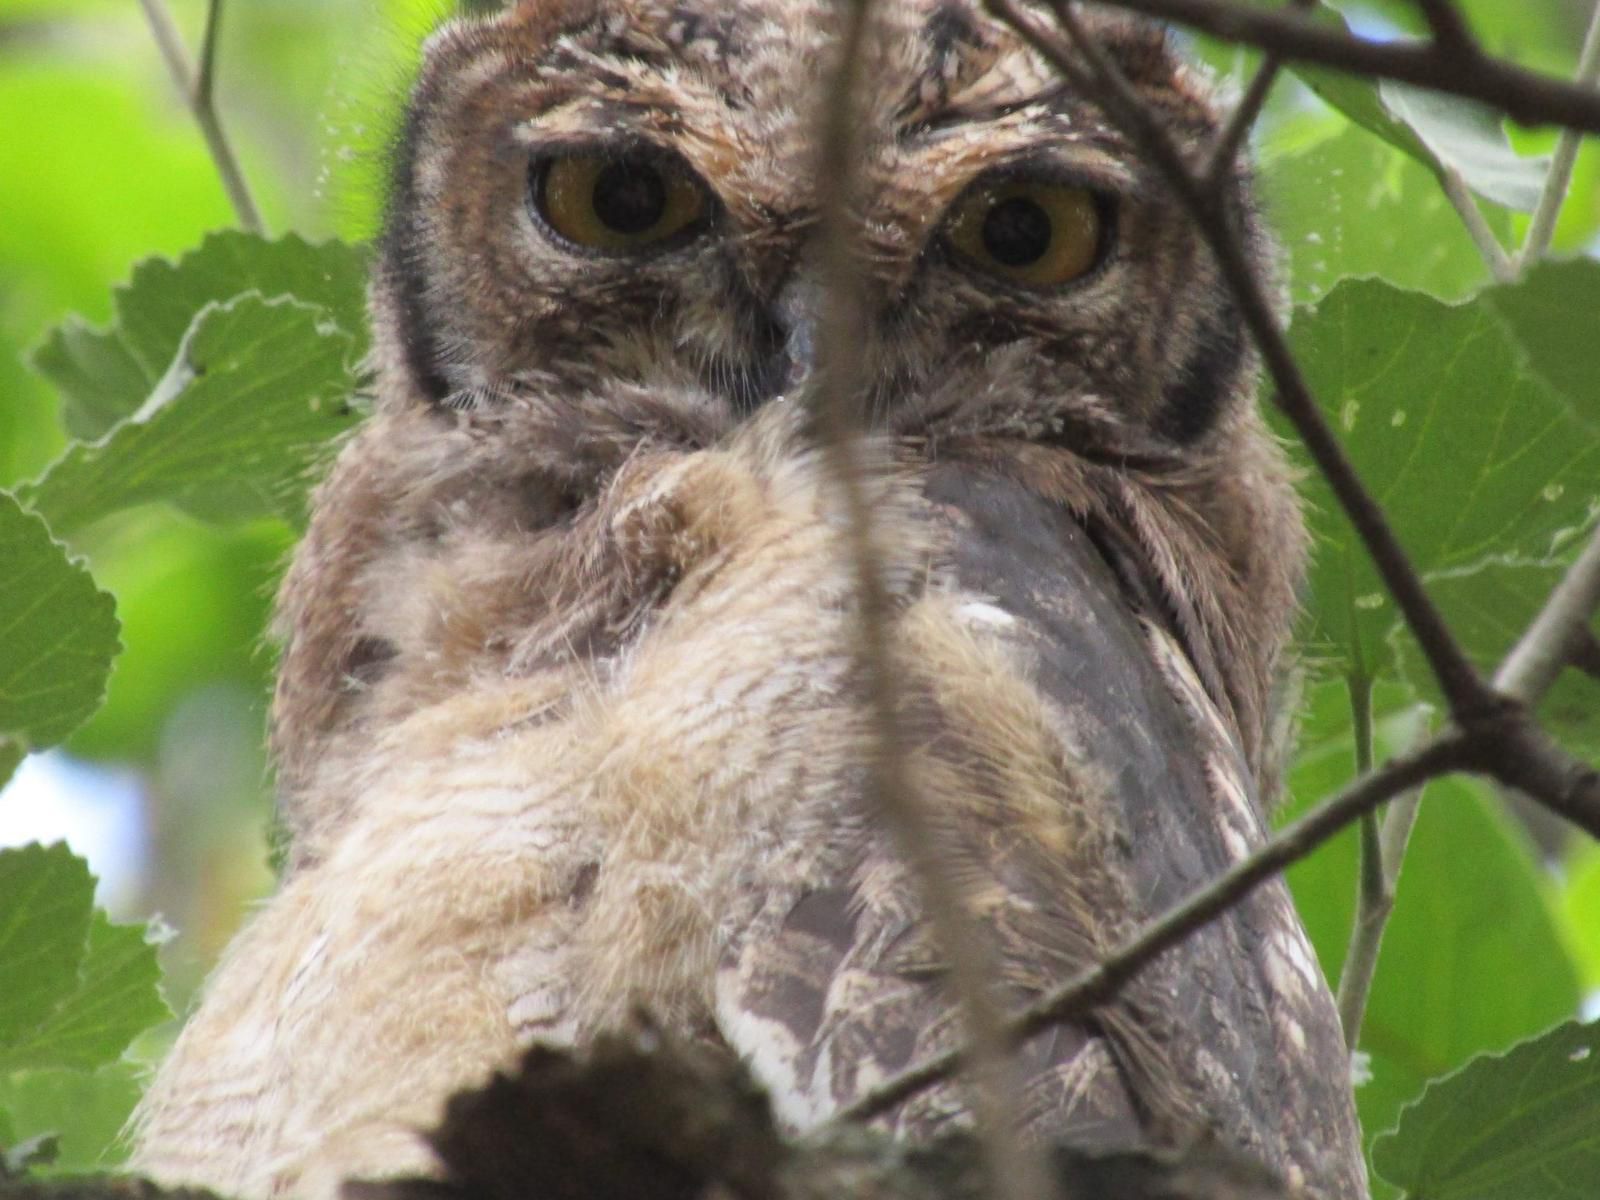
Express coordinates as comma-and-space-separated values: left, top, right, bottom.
131, 2, 1366, 1198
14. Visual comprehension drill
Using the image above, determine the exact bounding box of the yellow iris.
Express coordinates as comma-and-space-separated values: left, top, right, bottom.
945, 178, 1103, 287
536, 153, 709, 252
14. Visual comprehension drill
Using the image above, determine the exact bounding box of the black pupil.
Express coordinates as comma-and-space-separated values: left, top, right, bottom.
982, 196, 1053, 267
592, 161, 667, 234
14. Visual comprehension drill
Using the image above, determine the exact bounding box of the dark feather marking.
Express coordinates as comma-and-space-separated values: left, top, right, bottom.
1154, 299, 1244, 445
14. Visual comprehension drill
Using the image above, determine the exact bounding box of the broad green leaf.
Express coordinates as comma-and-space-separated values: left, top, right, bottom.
1480, 258, 1600, 425
0, 845, 92, 1051
0, 492, 120, 756
1283, 279, 1600, 680
31, 232, 368, 441
0, 1065, 142, 1173
1372, 1020, 1600, 1198
0, 913, 171, 1073
22, 294, 359, 535
1264, 125, 1509, 304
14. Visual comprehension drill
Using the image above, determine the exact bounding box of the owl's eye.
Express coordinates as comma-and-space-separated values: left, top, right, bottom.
533, 152, 710, 252
944, 178, 1106, 287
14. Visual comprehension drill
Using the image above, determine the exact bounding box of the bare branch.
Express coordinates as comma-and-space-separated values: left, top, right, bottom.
1409, 0, 1478, 57
1518, 0, 1600, 271
1087, 0, 1600, 134
1202, 0, 1316, 190
195, 0, 223, 110
839, 733, 1468, 1124
808, 6, 1052, 1198
1495, 523, 1600, 705
136, 0, 263, 234
1438, 166, 1516, 282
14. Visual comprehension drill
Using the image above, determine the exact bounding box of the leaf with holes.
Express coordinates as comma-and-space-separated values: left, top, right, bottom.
21, 294, 359, 536
31, 232, 368, 441
1282, 278, 1600, 682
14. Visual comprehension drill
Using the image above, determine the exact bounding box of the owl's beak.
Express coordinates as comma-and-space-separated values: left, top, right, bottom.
772, 277, 821, 394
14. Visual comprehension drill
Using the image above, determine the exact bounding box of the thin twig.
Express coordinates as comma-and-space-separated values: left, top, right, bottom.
1518, 0, 1600, 272
195, 0, 222, 109
1335, 677, 1382, 1045
1204, 0, 1318, 259
1334, 676, 1425, 1050
136, 0, 263, 234
840, 733, 1468, 1123
808, 6, 1052, 1199
1086, 0, 1600, 134
1438, 166, 1516, 281
1495, 522, 1600, 705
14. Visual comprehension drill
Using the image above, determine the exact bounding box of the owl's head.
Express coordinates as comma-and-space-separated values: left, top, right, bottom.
374, 0, 1267, 452
274, 0, 1305, 860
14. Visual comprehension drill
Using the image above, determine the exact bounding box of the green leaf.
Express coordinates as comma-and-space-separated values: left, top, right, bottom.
0, 844, 169, 1077
1480, 258, 1600, 424
1371, 1020, 1600, 1198
0, 1065, 143, 1173
0, 845, 93, 1055
21, 294, 359, 535
1, 913, 171, 1073
31, 232, 368, 441
0, 492, 120, 754
1283, 279, 1600, 680
0, 743, 21, 794
1264, 125, 1509, 304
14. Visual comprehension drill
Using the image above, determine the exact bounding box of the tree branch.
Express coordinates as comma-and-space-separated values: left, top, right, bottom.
1087, 0, 1600, 134
136, 0, 263, 234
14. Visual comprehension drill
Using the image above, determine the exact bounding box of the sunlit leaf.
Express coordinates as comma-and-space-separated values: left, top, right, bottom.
0, 845, 93, 1055
1372, 1020, 1600, 1198
1, 913, 171, 1073
31, 232, 368, 441
22, 294, 359, 535
0, 492, 119, 759
1264, 125, 1509, 304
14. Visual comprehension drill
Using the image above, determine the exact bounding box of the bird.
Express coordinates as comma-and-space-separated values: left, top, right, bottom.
130, 2, 1367, 1197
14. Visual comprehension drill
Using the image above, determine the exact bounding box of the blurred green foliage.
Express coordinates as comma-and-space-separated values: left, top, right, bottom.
1, 0, 1599, 1192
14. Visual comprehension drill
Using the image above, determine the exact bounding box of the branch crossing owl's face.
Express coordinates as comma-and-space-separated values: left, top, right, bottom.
375, 0, 1257, 453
